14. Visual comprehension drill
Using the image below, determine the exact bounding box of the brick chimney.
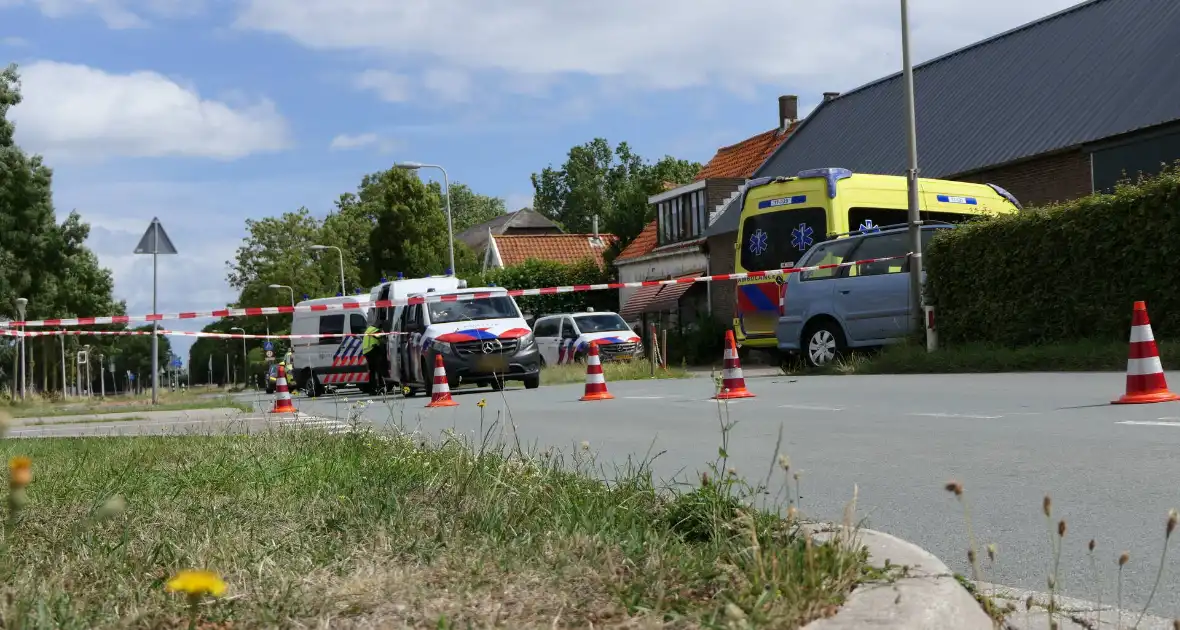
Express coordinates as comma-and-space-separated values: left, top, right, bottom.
823, 92, 841, 102
778, 95, 798, 132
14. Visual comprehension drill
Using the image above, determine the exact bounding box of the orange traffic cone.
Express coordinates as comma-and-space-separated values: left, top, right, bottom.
714, 330, 755, 400
426, 354, 459, 408
269, 363, 298, 414
1113, 301, 1180, 404
579, 342, 614, 401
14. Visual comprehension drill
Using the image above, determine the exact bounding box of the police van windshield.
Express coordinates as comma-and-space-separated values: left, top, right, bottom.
574, 313, 630, 333
427, 296, 519, 324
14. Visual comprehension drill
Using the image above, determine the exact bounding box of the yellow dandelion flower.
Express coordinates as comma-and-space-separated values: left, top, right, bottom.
166, 569, 227, 598
8, 456, 32, 489
477, 399, 486, 408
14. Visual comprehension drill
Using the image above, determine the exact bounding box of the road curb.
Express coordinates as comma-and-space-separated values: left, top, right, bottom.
801, 525, 994, 630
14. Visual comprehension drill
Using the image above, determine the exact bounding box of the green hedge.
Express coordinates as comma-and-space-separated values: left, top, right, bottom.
472, 258, 617, 318
925, 162, 1180, 345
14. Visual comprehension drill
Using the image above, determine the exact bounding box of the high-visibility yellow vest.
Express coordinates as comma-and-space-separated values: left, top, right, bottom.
362, 326, 381, 354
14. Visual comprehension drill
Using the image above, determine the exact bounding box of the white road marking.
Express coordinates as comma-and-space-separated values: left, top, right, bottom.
779, 404, 845, 412
908, 412, 1004, 419
1117, 420, 1180, 427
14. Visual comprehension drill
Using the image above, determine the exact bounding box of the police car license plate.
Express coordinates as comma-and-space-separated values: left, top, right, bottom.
476, 355, 508, 372
612, 354, 633, 361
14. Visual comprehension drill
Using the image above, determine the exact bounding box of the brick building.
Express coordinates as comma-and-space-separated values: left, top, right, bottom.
614, 96, 798, 328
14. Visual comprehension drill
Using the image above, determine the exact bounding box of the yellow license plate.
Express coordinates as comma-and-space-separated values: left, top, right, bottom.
612, 354, 633, 361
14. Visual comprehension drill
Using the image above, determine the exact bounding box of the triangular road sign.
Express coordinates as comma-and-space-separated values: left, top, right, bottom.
133, 218, 178, 255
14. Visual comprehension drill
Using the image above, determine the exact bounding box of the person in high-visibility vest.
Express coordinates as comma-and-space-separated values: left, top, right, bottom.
361, 319, 385, 393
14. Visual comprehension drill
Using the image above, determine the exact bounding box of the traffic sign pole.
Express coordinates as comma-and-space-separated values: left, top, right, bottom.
134, 218, 177, 405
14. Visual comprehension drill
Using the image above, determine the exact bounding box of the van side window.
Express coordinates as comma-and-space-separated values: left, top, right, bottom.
561, 318, 579, 339
349, 313, 367, 333
406, 305, 423, 330
318, 314, 345, 345
533, 318, 559, 337
849, 232, 910, 276
848, 207, 979, 232
800, 239, 858, 281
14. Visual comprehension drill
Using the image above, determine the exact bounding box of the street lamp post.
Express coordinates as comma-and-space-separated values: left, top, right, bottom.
395, 162, 455, 276
230, 327, 248, 389
269, 284, 296, 307
308, 245, 346, 295
899, 0, 928, 348
98, 353, 105, 398
15, 298, 26, 400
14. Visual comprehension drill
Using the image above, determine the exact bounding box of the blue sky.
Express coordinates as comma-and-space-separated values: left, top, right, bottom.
1, 0, 1080, 363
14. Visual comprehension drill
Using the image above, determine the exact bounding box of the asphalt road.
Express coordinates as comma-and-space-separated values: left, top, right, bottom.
281, 372, 1180, 619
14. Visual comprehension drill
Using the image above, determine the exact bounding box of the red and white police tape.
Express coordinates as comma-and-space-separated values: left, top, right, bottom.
0, 253, 908, 328
0, 329, 400, 339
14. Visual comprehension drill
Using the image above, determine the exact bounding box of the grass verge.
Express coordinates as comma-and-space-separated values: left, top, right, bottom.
784, 339, 1169, 375
0, 414, 865, 628
2, 395, 251, 419
542, 358, 691, 385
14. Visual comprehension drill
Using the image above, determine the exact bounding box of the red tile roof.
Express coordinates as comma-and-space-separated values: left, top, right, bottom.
492, 233, 617, 268
694, 124, 797, 181
614, 220, 659, 262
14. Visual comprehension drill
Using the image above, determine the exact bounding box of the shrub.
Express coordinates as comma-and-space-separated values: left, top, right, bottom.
925, 162, 1180, 345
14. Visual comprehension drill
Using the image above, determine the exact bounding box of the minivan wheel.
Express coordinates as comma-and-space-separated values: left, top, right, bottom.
803, 321, 846, 368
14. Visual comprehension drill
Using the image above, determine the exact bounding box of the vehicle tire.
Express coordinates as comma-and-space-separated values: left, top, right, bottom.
802, 320, 846, 369
524, 374, 540, 390
422, 359, 434, 398
303, 369, 321, 398
489, 376, 505, 391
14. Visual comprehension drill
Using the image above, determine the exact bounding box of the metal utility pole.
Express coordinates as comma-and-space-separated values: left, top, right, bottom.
900, 0, 927, 343
98, 353, 106, 398
59, 334, 67, 397
231, 327, 247, 389
15, 298, 26, 400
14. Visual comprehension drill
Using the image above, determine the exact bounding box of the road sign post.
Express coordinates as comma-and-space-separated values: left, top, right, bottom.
133, 218, 178, 405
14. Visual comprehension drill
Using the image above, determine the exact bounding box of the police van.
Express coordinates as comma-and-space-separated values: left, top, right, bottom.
366, 274, 464, 391
390, 286, 540, 395
290, 295, 372, 397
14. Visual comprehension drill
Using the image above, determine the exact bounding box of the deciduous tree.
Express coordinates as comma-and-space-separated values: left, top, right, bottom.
531, 138, 700, 248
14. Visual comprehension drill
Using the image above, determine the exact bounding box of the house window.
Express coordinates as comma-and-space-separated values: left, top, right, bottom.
657, 188, 711, 246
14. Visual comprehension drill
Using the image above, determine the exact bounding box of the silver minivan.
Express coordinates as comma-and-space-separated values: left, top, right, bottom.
776, 224, 949, 367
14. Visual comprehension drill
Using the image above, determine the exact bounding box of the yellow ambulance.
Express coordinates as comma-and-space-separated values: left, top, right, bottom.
732, 167, 1022, 350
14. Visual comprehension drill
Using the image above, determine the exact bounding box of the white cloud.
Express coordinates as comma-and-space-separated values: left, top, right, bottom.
353, 69, 410, 103
328, 132, 401, 153
421, 67, 472, 103
2, 36, 29, 47
234, 0, 1081, 95
4, 0, 203, 28
329, 132, 378, 150
10, 60, 291, 161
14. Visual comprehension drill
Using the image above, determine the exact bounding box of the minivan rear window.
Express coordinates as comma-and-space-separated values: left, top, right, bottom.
799, 238, 858, 281
740, 208, 828, 272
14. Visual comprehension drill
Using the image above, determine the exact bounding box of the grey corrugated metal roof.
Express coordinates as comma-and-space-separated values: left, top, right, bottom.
455, 208, 560, 251
708, 0, 1180, 237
